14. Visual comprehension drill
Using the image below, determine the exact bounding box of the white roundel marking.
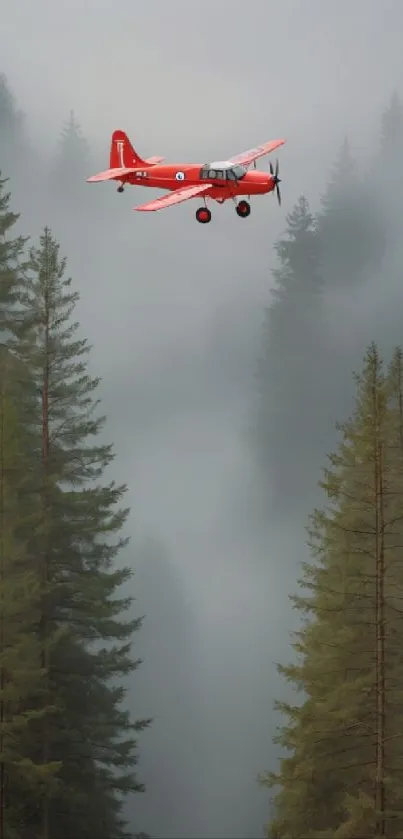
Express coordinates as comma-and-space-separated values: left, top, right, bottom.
175, 171, 185, 181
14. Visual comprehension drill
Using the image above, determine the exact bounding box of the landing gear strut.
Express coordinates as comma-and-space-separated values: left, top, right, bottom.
236, 200, 251, 218
196, 206, 211, 224
117, 185, 124, 193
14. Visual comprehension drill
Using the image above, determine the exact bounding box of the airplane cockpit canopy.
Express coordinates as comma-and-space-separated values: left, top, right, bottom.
199, 162, 247, 181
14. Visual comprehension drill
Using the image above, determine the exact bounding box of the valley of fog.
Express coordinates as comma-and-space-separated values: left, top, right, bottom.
2, 1, 403, 835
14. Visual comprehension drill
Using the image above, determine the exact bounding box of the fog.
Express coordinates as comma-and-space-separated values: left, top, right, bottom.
2, 1, 403, 835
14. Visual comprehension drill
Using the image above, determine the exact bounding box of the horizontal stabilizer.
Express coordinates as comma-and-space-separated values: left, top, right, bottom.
145, 156, 165, 165
86, 167, 138, 183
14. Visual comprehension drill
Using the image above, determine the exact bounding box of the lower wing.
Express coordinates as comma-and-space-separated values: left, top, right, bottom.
134, 184, 213, 212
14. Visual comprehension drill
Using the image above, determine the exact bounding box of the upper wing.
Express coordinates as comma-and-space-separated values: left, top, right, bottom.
229, 138, 286, 168
134, 184, 213, 212
87, 167, 139, 183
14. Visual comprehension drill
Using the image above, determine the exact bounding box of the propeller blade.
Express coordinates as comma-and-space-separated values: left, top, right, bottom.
269, 158, 281, 206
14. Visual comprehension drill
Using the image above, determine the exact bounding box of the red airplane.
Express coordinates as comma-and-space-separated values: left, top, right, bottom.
87, 129, 285, 223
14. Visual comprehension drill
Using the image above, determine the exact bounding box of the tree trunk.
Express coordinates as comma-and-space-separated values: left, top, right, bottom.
373, 378, 386, 837
41, 262, 51, 839
0, 374, 5, 839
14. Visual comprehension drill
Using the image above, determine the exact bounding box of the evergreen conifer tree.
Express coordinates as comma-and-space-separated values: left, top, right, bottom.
0, 174, 27, 341
13, 228, 150, 838
0, 76, 40, 217
254, 194, 324, 515
55, 112, 90, 178
316, 138, 385, 289
380, 91, 403, 163
0, 346, 60, 839
0, 75, 27, 179
376, 91, 403, 248
262, 344, 403, 838
50, 112, 92, 207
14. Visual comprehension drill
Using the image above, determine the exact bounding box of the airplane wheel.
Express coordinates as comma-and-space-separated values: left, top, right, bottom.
196, 207, 211, 224
117, 185, 124, 193
236, 200, 250, 218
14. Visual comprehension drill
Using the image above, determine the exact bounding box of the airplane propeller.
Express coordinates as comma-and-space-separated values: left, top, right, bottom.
270, 159, 281, 206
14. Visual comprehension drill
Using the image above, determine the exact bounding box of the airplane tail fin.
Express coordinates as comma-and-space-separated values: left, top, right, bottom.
110, 129, 149, 169
86, 130, 165, 184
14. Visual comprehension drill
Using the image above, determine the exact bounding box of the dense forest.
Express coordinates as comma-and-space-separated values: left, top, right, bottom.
2, 63, 403, 837
256, 92, 403, 836
0, 76, 151, 838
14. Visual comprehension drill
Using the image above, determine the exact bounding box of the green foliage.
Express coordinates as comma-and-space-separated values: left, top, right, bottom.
380, 91, 403, 161
254, 194, 325, 513
0, 173, 27, 341
2, 226, 151, 837
376, 92, 403, 247
263, 344, 403, 837
0, 347, 61, 837
253, 125, 388, 526
0, 74, 27, 175
316, 138, 386, 287
51, 112, 92, 204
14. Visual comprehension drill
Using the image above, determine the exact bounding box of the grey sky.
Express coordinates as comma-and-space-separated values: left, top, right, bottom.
3, 1, 403, 836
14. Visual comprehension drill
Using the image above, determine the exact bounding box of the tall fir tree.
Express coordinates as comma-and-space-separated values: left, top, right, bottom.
253, 140, 386, 526
262, 344, 403, 838
253, 194, 325, 517
0, 75, 41, 220
376, 91, 403, 249
50, 112, 92, 208
0, 346, 60, 839
0, 173, 27, 342
0, 75, 27, 179
380, 91, 403, 166
316, 137, 385, 291
13, 228, 150, 838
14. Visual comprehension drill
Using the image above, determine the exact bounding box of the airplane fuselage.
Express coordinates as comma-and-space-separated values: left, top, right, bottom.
123, 164, 275, 201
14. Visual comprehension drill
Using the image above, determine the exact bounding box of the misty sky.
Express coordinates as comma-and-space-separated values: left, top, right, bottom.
3, 1, 403, 836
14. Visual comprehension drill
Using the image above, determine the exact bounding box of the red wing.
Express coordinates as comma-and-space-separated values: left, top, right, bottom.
87, 167, 138, 183
229, 139, 286, 168
134, 184, 213, 212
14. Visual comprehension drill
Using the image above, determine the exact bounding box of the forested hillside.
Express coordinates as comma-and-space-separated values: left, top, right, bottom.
263, 344, 403, 837
0, 168, 150, 837
253, 95, 403, 521
257, 94, 403, 837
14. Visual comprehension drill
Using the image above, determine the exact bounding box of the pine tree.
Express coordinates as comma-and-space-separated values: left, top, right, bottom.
0, 173, 27, 341
376, 91, 403, 248
380, 91, 403, 163
50, 112, 92, 206
253, 194, 325, 516
316, 138, 385, 290
262, 344, 403, 838
0, 346, 60, 839
0, 75, 40, 218
0, 75, 26, 179
14, 228, 150, 837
